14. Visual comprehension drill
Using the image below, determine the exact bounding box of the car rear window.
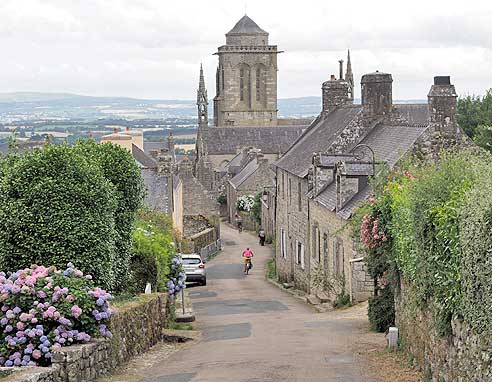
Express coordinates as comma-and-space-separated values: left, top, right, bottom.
182, 258, 201, 265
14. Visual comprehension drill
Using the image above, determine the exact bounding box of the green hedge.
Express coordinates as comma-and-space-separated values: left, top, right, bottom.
354, 150, 492, 335
74, 140, 145, 292
0, 145, 118, 290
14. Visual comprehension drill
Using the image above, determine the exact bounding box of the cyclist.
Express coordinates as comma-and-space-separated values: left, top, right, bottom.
242, 247, 254, 274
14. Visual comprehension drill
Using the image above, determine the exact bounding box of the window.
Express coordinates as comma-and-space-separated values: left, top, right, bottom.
312, 225, 318, 259
298, 181, 302, 211
334, 238, 344, 275
281, 172, 285, 197
256, 67, 261, 101
289, 178, 292, 205
323, 233, 329, 270
221, 67, 225, 91
296, 240, 305, 269
240, 68, 245, 101
281, 229, 287, 259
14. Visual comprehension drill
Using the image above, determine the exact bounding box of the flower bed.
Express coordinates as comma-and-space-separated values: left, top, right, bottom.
0, 263, 114, 368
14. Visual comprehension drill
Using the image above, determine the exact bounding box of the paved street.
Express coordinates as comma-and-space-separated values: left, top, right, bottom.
138, 223, 375, 382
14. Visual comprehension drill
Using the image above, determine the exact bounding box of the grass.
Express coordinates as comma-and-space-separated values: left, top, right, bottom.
167, 322, 194, 331
266, 258, 277, 280
111, 292, 139, 307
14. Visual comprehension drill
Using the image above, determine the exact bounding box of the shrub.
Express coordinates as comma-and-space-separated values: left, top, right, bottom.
0, 145, 118, 290
368, 287, 395, 332
0, 263, 114, 367
250, 192, 262, 226
166, 256, 186, 299
74, 140, 145, 292
130, 212, 175, 294
216, 194, 227, 205
459, 171, 492, 334
236, 195, 255, 212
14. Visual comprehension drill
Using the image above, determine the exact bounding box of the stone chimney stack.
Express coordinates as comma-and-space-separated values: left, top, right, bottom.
428, 76, 458, 136
322, 75, 351, 115
361, 71, 393, 124
167, 132, 176, 163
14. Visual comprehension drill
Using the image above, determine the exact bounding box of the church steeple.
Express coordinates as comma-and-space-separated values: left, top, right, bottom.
197, 64, 208, 130
345, 50, 354, 101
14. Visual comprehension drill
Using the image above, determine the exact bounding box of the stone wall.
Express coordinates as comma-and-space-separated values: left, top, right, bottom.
275, 169, 310, 291
396, 282, 492, 381
1, 293, 168, 382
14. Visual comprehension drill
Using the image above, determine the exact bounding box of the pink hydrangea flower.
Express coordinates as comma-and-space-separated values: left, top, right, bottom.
70, 305, 82, 318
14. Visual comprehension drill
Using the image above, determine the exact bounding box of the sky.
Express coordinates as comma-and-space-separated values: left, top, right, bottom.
1, 0, 491, 100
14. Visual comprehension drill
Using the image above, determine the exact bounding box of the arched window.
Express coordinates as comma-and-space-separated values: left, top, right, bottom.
256, 67, 261, 101
240, 68, 245, 101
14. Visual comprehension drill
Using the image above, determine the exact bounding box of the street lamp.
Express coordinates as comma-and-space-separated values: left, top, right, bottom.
353, 143, 376, 177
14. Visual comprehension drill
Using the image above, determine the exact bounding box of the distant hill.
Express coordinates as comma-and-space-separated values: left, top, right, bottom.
0, 92, 426, 123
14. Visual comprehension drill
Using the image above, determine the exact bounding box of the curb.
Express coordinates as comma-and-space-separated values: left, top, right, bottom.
265, 277, 307, 303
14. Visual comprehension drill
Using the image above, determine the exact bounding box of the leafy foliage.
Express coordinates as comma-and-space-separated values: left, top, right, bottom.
354, 150, 492, 335
216, 194, 227, 206
0, 264, 114, 367
0, 145, 118, 290
236, 194, 255, 212
250, 192, 262, 226
368, 287, 395, 332
73, 140, 145, 292
457, 89, 492, 138
129, 211, 175, 294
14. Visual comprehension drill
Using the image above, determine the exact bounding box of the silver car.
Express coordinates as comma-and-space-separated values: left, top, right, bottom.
181, 254, 207, 286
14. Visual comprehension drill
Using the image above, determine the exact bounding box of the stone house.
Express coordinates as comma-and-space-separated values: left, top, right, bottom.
273, 63, 464, 302
226, 151, 275, 230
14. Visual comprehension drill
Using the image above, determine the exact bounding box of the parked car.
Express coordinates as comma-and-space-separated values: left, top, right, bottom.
181, 253, 207, 286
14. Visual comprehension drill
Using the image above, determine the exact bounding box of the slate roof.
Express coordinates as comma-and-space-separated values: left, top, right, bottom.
229, 159, 260, 189
141, 168, 169, 214
391, 104, 429, 126
143, 141, 168, 155
202, 125, 307, 156
314, 123, 429, 219
274, 106, 363, 177
132, 144, 158, 169
227, 15, 267, 35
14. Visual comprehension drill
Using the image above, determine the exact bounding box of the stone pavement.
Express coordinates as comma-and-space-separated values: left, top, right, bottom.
106, 223, 376, 382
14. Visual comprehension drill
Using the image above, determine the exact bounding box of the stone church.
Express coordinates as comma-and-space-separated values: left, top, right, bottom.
195, 15, 312, 191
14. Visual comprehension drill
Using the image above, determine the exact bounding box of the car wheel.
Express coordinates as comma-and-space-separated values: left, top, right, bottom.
201, 278, 207, 286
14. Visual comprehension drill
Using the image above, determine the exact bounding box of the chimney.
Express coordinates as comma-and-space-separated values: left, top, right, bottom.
339, 60, 344, 80
322, 75, 351, 114
361, 71, 393, 124
167, 132, 176, 162
428, 76, 458, 137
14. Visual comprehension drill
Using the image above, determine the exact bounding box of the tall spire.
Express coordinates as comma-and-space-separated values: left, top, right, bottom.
345, 50, 354, 101
196, 64, 208, 159
199, 63, 206, 92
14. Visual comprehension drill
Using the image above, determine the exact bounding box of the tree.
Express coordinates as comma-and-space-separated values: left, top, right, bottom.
473, 125, 492, 152
0, 145, 118, 290
457, 89, 492, 138
73, 140, 145, 292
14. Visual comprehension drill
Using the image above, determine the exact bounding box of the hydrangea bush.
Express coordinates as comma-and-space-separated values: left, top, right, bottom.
166, 256, 186, 299
0, 263, 115, 367
236, 195, 255, 212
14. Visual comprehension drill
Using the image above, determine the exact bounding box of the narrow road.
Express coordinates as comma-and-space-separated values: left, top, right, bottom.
141, 223, 375, 382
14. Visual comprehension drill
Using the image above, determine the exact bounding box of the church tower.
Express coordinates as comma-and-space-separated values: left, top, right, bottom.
213, 15, 281, 128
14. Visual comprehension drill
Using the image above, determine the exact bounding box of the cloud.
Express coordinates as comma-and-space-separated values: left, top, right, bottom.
0, 0, 491, 99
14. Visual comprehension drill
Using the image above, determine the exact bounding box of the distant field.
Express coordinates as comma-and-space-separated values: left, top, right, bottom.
176, 144, 195, 151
